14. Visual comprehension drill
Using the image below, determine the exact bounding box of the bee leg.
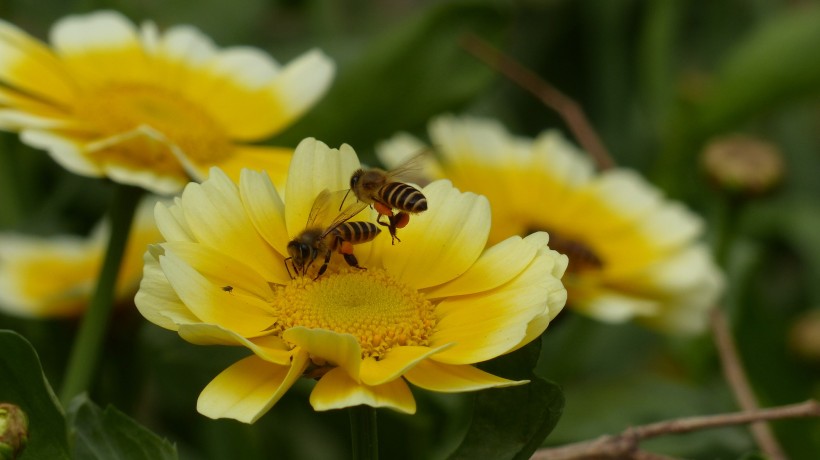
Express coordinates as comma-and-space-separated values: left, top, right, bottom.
338, 240, 366, 270
313, 250, 332, 280
343, 253, 365, 270
385, 213, 409, 245
374, 201, 394, 217
284, 257, 296, 279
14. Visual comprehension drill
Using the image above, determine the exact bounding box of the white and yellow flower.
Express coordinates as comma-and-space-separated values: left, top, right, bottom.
0, 198, 161, 318
135, 137, 567, 422
0, 11, 334, 194
378, 115, 724, 334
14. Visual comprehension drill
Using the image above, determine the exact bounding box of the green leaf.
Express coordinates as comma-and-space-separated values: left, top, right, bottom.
696, 4, 820, 134
448, 340, 564, 460
0, 330, 70, 460
67, 395, 177, 460
277, 0, 511, 157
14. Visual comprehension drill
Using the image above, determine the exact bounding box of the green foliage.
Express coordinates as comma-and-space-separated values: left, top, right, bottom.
449, 340, 564, 460
277, 0, 510, 158
67, 395, 178, 460
698, 4, 820, 134
0, 331, 70, 460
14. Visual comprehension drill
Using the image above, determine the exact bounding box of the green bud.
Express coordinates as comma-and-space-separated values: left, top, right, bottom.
0, 403, 28, 460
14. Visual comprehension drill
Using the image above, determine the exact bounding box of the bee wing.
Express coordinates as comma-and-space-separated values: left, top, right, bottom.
385, 148, 432, 181
305, 189, 335, 228
320, 199, 370, 238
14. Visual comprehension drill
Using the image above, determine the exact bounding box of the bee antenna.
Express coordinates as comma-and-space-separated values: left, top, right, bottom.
339, 188, 352, 211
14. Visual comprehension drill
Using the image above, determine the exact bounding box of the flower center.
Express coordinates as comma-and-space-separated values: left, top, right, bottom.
534, 228, 604, 274
74, 84, 232, 173
270, 269, 437, 359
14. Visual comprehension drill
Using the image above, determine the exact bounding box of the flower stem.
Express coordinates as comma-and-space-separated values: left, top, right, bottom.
0, 134, 24, 226
349, 405, 378, 460
59, 183, 143, 405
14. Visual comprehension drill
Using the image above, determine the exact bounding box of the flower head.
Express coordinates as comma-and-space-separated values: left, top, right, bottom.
0, 198, 161, 318
0, 11, 334, 194
378, 115, 725, 334
135, 138, 567, 421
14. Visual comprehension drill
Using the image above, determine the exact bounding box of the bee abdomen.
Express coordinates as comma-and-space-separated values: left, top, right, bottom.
382, 182, 427, 213
333, 221, 381, 244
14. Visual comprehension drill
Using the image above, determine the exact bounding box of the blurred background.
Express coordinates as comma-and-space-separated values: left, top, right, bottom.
1, 0, 820, 458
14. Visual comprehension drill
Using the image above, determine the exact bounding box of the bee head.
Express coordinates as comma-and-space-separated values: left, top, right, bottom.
350, 169, 363, 189
287, 240, 314, 270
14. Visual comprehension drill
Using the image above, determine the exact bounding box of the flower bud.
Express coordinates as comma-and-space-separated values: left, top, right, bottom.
701, 134, 784, 196
0, 403, 28, 460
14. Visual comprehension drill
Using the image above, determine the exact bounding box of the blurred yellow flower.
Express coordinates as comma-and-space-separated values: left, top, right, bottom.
0, 199, 161, 318
378, 115, 725, 334
0, 11, 334, 194
135, 138, 567, 422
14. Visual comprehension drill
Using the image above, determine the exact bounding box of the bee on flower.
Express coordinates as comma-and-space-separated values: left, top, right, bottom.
135, 137, 567, 421
377, 115, 725, 334
0, 11, 334, 194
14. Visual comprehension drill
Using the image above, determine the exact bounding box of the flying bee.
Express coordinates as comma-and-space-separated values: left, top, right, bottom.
342, 152, 429, 244
285, 189, 381, 280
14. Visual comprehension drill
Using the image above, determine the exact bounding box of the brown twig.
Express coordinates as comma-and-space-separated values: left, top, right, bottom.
531, 400, 820, 459
711, 308, 787, 459
460, 33, 616, 171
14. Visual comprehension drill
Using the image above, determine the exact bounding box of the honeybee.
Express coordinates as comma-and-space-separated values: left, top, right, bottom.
285, 189, 381, 279
343, 153, 428, 244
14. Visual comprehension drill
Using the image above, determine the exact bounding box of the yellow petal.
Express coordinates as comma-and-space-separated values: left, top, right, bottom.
282, 327, 362, 381
0, 18, 75, 106
403, 360, 527, 392
214, 145, 292, 194
194, 49, 332, 141
310, 367, 416, 414
197, 351, 308, 423
177, 324, 292, 365
0, 233, 94, 318
19, 130, 102, 177
430, 249, 560, 365
422, 235, 537, 299
154, 200, 195, 243
159, 249, 273, 337
381, 180, 490, 290
162, 241, 275, 302
264, 50, 335, 137
51, 11, 153, 87
359, 344, 453, 387
239, 169, 290, 260
179, 168, 289, 284
134, 245, 198, 330
284, 139, 361, 238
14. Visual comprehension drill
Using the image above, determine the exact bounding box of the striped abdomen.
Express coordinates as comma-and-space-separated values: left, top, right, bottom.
379, 182, 428, 213
330, 221, 381, 248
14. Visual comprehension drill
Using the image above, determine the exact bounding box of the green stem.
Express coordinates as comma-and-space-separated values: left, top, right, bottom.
59, 183, 143, 405
349, 405, 378, 460
0, 134, 24, 227
712, 192, 741, 268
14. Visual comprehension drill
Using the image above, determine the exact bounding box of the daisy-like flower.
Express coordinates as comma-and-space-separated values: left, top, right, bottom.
378, 115, 724, 334
0, 11, 334, 194
135, 137, 567, 421
0, 198, 161, 318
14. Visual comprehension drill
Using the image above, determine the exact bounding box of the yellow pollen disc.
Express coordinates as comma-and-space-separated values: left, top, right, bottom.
74, 84, 232, 173
271, 269, 437, 359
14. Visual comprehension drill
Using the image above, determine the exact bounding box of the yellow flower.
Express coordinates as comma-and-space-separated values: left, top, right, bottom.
0, 198, 161, 318
378, 115, 725, 334
0, 11, 334, 194
135, 138, 567, 422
